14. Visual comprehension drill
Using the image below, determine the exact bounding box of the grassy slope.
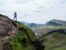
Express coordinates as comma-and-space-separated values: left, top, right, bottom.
39, 31, 66, 50
8, 22, 37, 50
6, 21, 66, 50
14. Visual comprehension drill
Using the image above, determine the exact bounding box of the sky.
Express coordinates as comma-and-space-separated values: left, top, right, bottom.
0, 0, 66, 24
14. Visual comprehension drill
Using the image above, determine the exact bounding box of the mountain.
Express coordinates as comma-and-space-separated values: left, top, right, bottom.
20, 21, 45, 28
0, 14, 44, 50
32, 19, 66, 36
1, 14, 66, 50
11, 19, 66, 50
20, 19, 66, 29
46, 19, 66, 26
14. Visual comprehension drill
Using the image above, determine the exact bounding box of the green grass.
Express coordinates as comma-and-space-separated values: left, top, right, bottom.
32, 25, 66, 30
8, 22, 37, 50
39, 32, 66, 50
53, 47, 66, 50
7, 22, 66, 50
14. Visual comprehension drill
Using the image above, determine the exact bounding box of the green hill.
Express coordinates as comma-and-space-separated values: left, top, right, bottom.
39, 29, 66, 50
7, 22, 44, 50
46, 19, 66, 26
0, 14, 44, 50
7, 22, 36, 50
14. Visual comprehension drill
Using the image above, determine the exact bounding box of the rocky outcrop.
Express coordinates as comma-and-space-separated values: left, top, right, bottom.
0, 14, 18, 50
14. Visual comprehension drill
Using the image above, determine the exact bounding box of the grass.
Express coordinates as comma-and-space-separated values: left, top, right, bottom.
7, 22, 37, 50
7, 22, 66, 50
40, 32, 66, 50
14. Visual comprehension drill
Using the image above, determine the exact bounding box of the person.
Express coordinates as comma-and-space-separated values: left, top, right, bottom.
13, 12, 17, 21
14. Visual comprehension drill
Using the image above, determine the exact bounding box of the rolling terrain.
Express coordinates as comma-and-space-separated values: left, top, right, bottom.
39, 29, 66, 50
21, 19, 66, 50
0, 14, 66, 50
31, 19, 66, 36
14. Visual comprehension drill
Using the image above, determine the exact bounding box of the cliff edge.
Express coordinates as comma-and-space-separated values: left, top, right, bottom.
0, 14, 18, 50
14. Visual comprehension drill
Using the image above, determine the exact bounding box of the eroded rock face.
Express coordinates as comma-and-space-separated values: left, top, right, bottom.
0, 14, 18, 36
0, 14, 18, 50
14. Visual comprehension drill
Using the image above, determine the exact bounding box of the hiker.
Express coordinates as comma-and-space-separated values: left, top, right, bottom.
13, 12, 17, 21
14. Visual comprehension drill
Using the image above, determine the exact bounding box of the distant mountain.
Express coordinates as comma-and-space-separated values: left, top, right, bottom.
20, 19, 66, 30
20, 21, 45, 28
29, 19, 66, 36
46, 19, 66, 26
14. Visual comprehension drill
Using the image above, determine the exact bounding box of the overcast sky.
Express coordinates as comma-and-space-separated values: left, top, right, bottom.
0, 0, 66, 24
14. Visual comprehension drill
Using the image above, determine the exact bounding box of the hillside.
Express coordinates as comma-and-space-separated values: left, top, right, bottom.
0, 14, 44, 50
46, 19, 66, 26
32, 19, 66, 36
1, 14, 66, 50
39, 29, 66, 50
0, 14, 18, 50
21, 19, 66, 29
21, 21, 45, 28
8, 21, 44, 50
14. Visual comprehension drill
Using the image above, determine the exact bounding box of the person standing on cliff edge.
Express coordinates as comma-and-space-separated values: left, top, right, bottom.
13, 12, 17, 21
13, 12, 19, 28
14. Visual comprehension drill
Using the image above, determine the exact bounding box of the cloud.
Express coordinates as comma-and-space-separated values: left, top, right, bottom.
0, 0, 66, 23
15, 0, 34, 4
